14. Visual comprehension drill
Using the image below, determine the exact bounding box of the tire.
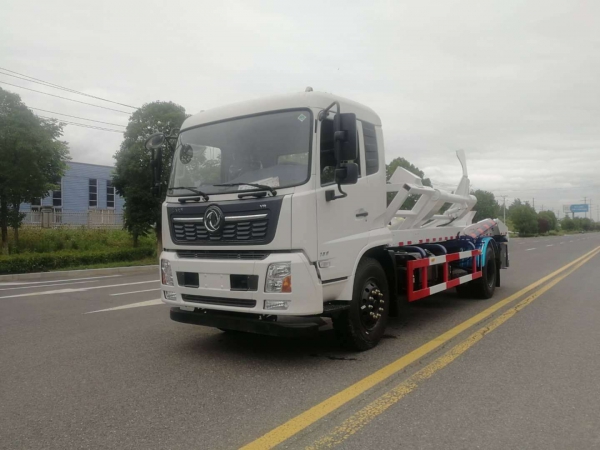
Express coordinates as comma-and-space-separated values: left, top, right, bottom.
470, 245, 497, 299
333, 258, 390, 351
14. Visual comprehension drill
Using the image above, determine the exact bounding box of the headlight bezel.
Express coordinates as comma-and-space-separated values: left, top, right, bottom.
265, 261, 292, 293
161, 259, 174, 286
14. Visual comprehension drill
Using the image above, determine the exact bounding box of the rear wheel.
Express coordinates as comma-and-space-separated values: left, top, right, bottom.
470, 245, 497, 299
333, 258, 390, 351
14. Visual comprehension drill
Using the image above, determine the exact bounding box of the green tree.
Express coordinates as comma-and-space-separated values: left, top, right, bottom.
472, 190, 499, 222
0, 87, 69, 253
385, 157, 432, 208
113, 101, 187, 249
511, 202, 538, 236
507, 198, 523, 221
561, 216, 575, 231
538, 216, 550, 234
537, 210, 558, 234
580, 218, 593, 231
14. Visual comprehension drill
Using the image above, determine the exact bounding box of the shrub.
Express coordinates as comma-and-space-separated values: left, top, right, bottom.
8, 228, 155, 254
0, 247, 155, 274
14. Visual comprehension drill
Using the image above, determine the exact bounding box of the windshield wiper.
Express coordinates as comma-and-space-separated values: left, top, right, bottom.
214, 183, 277, 196
168, 187, 209, 201
238, 191, 268, 199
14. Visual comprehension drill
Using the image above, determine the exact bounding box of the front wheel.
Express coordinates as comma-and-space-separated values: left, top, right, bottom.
333, 258, 390, 351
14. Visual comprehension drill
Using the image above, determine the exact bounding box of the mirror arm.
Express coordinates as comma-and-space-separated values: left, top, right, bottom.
325, 183, 348, 202
151, 147, 156, 186
164, 134, 178, 153
318, 101, 340, 121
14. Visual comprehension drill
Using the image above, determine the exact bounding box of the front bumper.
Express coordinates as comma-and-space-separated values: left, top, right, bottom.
170, 308, 324, 337
160, 250, 323, 315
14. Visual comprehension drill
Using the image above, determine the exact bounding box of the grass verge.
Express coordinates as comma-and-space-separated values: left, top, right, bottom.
0, 247, 155, 275
7, 228, 155, 254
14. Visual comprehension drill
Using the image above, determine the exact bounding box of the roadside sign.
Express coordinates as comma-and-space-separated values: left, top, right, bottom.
563, 205, 571, 213
570, 204, 589, 213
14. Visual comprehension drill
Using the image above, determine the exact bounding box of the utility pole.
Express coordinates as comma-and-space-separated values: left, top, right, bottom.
499, 195, 508, 223
583, 197, 587, 219
532, 198, 535, 211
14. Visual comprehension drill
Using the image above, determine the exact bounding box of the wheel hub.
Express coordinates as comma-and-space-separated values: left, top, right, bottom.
360, 280, 385, 330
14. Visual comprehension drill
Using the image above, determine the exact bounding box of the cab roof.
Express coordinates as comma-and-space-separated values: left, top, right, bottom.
181, 90, 382, 131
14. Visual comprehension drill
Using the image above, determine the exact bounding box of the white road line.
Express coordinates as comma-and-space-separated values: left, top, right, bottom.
0, 274, 120, 287
546, 244, 554, 247
0, 281, 159, 299
0, 279, 99, 292
110, 288, 160, 296
526, 248, 536, 251
569, 241, 574, 243
86, 299, 163, 313
560, 242, 565, 244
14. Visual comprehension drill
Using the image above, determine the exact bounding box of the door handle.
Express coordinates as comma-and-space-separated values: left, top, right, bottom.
356, 210, 369, 218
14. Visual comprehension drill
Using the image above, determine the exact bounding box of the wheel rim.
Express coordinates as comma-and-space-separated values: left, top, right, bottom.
359, 278, 385, 332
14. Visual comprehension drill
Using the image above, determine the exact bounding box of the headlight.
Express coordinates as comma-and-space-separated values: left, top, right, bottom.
265, 262, 292, 293
161, 259, 174, 286
164, 291, 177, 300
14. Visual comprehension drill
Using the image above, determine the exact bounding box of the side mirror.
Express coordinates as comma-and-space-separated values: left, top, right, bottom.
145, 132, 165, 151
334, 113, 357, 161
335, 162, 359, 185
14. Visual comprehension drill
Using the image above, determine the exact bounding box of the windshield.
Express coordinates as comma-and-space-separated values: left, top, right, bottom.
169, 110, 312, 195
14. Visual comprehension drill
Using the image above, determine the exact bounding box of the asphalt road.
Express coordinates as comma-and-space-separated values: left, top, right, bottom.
1, 233, 599, 450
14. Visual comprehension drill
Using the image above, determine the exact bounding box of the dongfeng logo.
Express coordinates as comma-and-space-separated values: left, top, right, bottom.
204, 205, 224, 233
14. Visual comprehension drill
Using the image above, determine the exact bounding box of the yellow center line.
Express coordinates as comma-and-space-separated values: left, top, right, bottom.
240, 246, 600, 450
306, 247, 600, 449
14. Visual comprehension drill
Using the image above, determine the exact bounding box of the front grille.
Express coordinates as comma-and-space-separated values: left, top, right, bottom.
177, 250, 269, 260
172, 219, 269, 243
181, 294, 256, 308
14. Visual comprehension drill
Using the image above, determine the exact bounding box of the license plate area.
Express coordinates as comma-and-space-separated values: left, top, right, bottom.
177, 272, 231, 290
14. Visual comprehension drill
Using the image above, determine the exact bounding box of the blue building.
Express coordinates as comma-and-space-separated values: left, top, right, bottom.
22, 162, 124, 227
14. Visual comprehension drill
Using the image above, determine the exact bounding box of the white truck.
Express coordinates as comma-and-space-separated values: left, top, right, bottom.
147, 89, 509, 350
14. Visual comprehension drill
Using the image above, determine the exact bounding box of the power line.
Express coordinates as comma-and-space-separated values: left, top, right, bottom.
35, 114, 124, 133
37, 115, 124, 133
28, 107, 127, 127
38, 116, 123, 133
0, 67, 138, 109
0, 81, 132, 114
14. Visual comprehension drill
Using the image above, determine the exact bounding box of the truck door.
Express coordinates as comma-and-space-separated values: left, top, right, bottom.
316, 118, 374, 282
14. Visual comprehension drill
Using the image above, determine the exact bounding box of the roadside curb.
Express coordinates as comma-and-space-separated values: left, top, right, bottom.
0, 265, 158, 282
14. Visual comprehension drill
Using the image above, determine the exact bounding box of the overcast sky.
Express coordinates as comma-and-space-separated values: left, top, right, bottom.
1, 0, 599, 216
